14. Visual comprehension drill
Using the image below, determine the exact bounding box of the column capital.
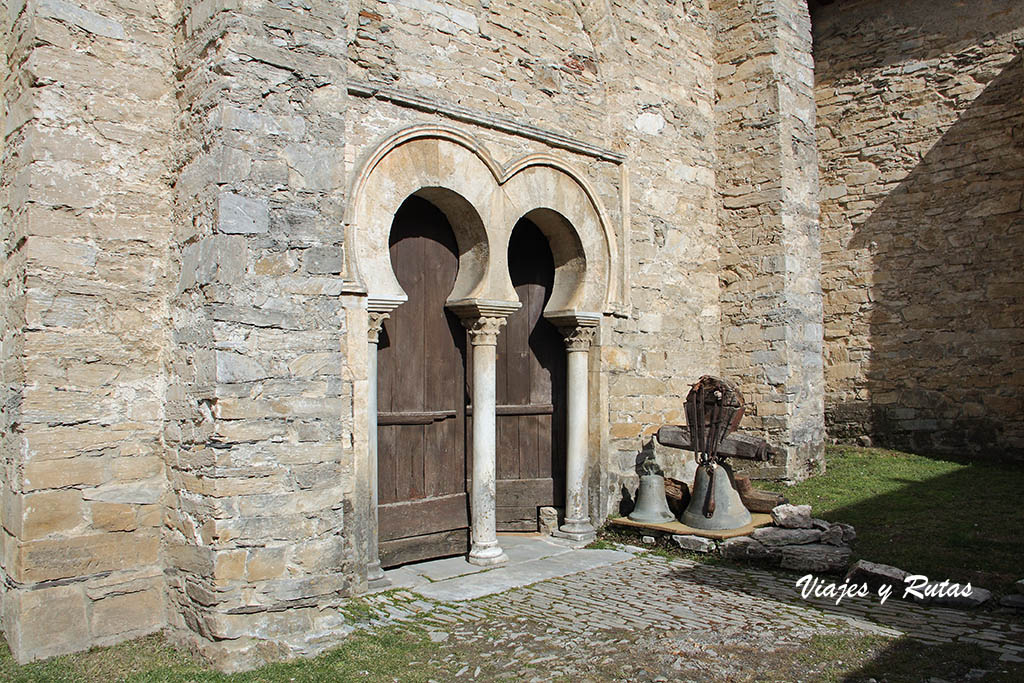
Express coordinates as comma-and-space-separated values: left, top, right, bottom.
368, 311, 389, 344
462, 316, 507, 346
560, 325, 597, 352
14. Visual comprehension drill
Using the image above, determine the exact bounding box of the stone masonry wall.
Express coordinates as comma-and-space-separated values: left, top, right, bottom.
0, 0, 176, 662
166, 0, 355, 671
814, 0, 1024, 458
0, 0, 831, 669
714, 0, 825, 480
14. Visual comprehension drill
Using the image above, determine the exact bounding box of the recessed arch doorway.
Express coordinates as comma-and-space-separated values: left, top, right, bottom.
376, 195, 469, 567
351, 126, 617, 580
494, 218, 567, 529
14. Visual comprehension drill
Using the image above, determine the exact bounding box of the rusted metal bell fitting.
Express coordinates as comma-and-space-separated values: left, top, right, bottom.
628, 473, 676, 524
681, 463, 752, 530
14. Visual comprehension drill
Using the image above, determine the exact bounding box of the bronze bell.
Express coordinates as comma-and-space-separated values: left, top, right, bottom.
629, 473, 676, 524
681, 463, 752, 530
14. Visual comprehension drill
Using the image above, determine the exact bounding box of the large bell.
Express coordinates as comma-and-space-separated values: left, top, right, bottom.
628, 473, 676, 524
681, 463, 752, 530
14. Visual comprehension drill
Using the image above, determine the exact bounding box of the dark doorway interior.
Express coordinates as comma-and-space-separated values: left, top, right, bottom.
494, 218, 567, 530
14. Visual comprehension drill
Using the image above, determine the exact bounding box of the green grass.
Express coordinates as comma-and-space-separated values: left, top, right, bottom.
778, 633, 1023, 683
761, 445, 1024, 590
0, 626, 446, 683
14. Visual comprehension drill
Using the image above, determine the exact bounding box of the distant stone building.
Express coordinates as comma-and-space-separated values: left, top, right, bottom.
0, 0, 1018, 671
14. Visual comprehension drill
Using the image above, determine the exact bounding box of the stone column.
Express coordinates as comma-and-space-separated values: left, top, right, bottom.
463, 316, 509, 566
366, 311, 390, 586
558, 324, 598, 542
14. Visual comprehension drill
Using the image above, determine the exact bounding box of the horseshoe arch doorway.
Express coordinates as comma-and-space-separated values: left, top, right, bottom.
376, 196, 469, 567
493, 217, 567, 529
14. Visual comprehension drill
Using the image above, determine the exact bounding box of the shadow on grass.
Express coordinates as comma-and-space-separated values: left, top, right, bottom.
837, 637, 1024, 683
0, 626, 447, 683
821, 463, 1024, 590
648, 446, 1024, 680
761, 447, 1024, 591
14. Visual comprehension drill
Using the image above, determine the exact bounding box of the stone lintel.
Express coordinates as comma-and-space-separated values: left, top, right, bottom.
366, 295, 405, 314
447, 298, 522, 321
544, 310, 601, 329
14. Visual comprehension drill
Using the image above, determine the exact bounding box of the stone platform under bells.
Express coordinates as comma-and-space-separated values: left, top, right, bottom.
608, 513, 774, 540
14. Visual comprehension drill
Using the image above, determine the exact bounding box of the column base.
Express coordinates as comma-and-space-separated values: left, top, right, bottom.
554, 519, 596, 543
367, 562, 390, 590
467, 542, 508, 567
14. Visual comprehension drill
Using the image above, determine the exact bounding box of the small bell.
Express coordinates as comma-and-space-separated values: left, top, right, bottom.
629, 473, 676, 524
681, 463, 752, 530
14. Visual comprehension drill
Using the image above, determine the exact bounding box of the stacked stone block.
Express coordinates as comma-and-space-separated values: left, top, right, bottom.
814, 0, 1024, 458
714, 0, 825, 479
166, 0, 357, 670
0, 0, 175, 660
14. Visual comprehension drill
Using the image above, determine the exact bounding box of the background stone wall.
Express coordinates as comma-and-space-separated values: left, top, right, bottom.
0, 0, 175, 661
813, 0, 1024, 458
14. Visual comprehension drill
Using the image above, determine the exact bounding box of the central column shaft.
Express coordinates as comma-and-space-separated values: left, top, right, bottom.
464, 316, 508, 566
558, 324, 597, 542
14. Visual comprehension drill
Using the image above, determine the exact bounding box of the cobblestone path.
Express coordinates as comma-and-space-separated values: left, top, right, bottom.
360, 552, 1024, 680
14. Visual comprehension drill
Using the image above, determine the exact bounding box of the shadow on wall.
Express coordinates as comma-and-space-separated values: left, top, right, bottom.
844, 53, 1024, 459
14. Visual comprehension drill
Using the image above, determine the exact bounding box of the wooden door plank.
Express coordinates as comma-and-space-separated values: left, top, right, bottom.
496, 414, 519, 480
377, 196, 469, 565
496, 508, 540, 531
390, 424, 414, 503
378, 492, 469, 541
380, 528, 469, 568
524, 276, 548, 481
537, 412, 554, 480
520, 413, 540, 480
496, 477, 557, 506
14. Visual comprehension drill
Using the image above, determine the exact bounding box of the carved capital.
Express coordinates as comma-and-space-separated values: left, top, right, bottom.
367, 311, 390, 344
463, 316, 506, 346
560, 325, 596, 352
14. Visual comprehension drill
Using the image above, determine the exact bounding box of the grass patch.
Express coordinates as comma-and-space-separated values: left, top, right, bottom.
0, 626, 448, 683
0, 634, 203, 683
778, 633, 1024, 683
761, 445, 1024, 590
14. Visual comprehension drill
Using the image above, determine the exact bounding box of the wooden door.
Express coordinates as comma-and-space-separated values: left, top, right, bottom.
377, 196, 469, 567
495, 219, 566, 530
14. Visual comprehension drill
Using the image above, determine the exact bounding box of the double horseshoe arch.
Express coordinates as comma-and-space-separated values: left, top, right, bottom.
346, 124, 617, 315
350, 124, 615, 579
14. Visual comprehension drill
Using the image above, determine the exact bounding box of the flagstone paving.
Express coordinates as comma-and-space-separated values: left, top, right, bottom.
356, 539, 1024, 679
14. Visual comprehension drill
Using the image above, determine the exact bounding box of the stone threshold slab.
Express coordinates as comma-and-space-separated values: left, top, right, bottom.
380, 534, 585, 590
411, 548, 633, 602
608, 513, 773, 539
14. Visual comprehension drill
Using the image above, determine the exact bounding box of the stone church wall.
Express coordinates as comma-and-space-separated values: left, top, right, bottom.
166, 0, 355, 669
0, 0, 175, 661
814, 0, 1024, 458
0, 0, 825, 670
349, 0, 729, 507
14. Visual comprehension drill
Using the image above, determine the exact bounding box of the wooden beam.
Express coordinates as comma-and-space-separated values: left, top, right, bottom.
656, 425, 778, 461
